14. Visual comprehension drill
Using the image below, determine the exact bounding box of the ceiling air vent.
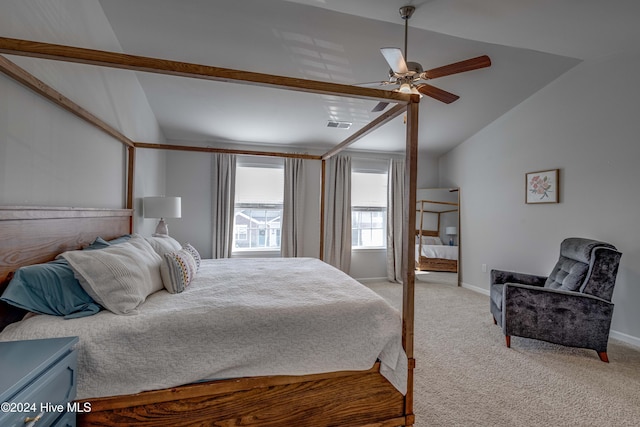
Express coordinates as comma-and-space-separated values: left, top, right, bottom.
327, 120, 352, 129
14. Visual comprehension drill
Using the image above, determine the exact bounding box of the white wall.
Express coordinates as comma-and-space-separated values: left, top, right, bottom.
417, 153, 440, 188
164, 148, 322, 260
440, 50, 640, 344
164, 145, 406, 279
0, 0, 166, 231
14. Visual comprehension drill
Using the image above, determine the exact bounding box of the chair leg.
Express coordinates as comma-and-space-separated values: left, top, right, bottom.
505, 335, 511, 348
597, 351, 609, 363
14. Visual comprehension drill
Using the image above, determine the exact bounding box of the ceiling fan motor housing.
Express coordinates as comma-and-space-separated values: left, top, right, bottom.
388, 61, 423, 79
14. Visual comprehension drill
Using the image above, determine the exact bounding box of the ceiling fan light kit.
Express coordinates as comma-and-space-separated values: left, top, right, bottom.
364, 5, 491, 112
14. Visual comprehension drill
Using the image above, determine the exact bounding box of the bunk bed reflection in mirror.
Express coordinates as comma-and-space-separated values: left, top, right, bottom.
416, 188, 459, 285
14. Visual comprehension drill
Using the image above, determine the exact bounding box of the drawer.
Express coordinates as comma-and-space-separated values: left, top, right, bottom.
0, 350, 77, 427
51, 411, 76, 427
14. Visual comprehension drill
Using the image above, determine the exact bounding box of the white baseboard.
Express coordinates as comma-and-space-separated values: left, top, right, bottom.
356, 277, 390, 284
461, 281, 489, 296
610, 330, 640, 349
461, 282, 640, 349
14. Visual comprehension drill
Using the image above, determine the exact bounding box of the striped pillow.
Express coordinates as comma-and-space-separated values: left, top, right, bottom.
160, 249, 198, 294
182, 243, 201, 271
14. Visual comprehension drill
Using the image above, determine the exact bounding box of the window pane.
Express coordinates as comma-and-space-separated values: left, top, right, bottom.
233, 207, 282, 250
233, 164, 284, 252
351, 172, 387, 248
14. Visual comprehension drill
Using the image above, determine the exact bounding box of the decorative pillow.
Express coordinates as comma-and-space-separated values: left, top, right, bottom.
145, 234, 182, 257
182, 243, 201, 270
420, 236, 443, 246
160, 249, 198, 294
0, 259, 101, 319
61, 235, 163, 315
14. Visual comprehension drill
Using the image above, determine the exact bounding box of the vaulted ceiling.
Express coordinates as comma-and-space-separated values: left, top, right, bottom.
18, 1, 640, 156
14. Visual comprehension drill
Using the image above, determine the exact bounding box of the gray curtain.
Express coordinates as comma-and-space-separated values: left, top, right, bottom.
386, 159, 405, 283
323, 155, 351, 273
211, 153, 236, 258
281, 158, 306, 257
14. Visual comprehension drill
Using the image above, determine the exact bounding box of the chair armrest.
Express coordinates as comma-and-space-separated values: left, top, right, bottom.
504, 283, 612, 304
502, 283, 614, 352
491, 269, 547, 287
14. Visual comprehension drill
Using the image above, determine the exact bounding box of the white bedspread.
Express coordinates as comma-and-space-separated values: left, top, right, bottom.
0, 258, 406, 399
417, 244, 458, 260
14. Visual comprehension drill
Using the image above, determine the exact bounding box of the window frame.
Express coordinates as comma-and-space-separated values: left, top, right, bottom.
232, 160, 284, 254
350, 168, 388, 250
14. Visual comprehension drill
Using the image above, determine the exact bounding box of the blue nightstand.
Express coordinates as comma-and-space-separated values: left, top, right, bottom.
0, 337, 79, 427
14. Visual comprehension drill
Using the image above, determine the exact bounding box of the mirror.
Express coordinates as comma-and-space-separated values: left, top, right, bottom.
415, 188, 459, 286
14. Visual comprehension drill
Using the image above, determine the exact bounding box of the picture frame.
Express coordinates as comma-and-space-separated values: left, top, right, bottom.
526, 169, 559, 204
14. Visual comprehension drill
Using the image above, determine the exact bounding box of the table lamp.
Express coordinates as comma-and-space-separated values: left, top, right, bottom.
143, 196, 181, 235
445, 226, 457, 246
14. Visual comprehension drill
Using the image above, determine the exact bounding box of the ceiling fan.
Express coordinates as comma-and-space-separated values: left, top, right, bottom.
364, 5, 491, 112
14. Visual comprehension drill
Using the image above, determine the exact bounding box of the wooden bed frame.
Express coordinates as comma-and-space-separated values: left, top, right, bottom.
415, 230, 458, 273
0, 207, 412, 427
415, 199, 459, 273
0, 37, 419, 427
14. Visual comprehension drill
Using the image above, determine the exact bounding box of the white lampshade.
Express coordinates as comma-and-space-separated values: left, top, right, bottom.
445, 226, 457, 236
143, 197, 181, 219
143, 197, 181, 236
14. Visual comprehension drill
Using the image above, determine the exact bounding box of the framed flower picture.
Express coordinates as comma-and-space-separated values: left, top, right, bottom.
526, 169, 559, 204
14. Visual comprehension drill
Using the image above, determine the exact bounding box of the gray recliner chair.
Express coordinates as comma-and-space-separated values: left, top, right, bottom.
490, 238, 622, 362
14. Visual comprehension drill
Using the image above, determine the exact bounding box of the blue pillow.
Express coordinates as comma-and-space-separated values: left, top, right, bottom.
84, 237, 111, 250
0, 259, 102, 319
84, 235, 132, 250
108, 234, 132, 245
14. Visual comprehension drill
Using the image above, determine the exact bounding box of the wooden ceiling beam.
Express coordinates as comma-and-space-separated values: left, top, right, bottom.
0, 55, 135, 148
0, 37, 417, 105
321, 104, 406, 160
134, 142, 322, 160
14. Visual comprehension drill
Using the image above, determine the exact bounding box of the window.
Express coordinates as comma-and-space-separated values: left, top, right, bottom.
233, 164, 284, 252
351, 171, 387, 248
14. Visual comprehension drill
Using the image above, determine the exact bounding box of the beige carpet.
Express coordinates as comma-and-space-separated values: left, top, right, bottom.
364, 279, 640, 427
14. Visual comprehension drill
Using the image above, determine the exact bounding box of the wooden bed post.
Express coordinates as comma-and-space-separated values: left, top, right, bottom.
126, 146, 135, 209
126, 146, 135, 232
403, 100, 419, 424
319, 159, 326, 261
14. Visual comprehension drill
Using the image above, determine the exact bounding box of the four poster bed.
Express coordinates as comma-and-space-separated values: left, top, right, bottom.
416, 199, 459, 273
0, 37, 420, 427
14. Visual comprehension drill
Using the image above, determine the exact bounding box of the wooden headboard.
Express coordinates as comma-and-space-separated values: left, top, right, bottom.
0, 206, 132, 330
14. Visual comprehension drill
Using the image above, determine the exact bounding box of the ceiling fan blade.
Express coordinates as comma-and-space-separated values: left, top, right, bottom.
416, 83, 460, 104
422, 55, 491, 80
371, 102, 389, 112
380, 47, 409, 74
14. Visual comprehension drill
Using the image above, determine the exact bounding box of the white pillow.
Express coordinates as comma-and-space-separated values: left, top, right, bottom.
145, 234, 182, 257
420, 236, 443, 246
62, 235, 163, 315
